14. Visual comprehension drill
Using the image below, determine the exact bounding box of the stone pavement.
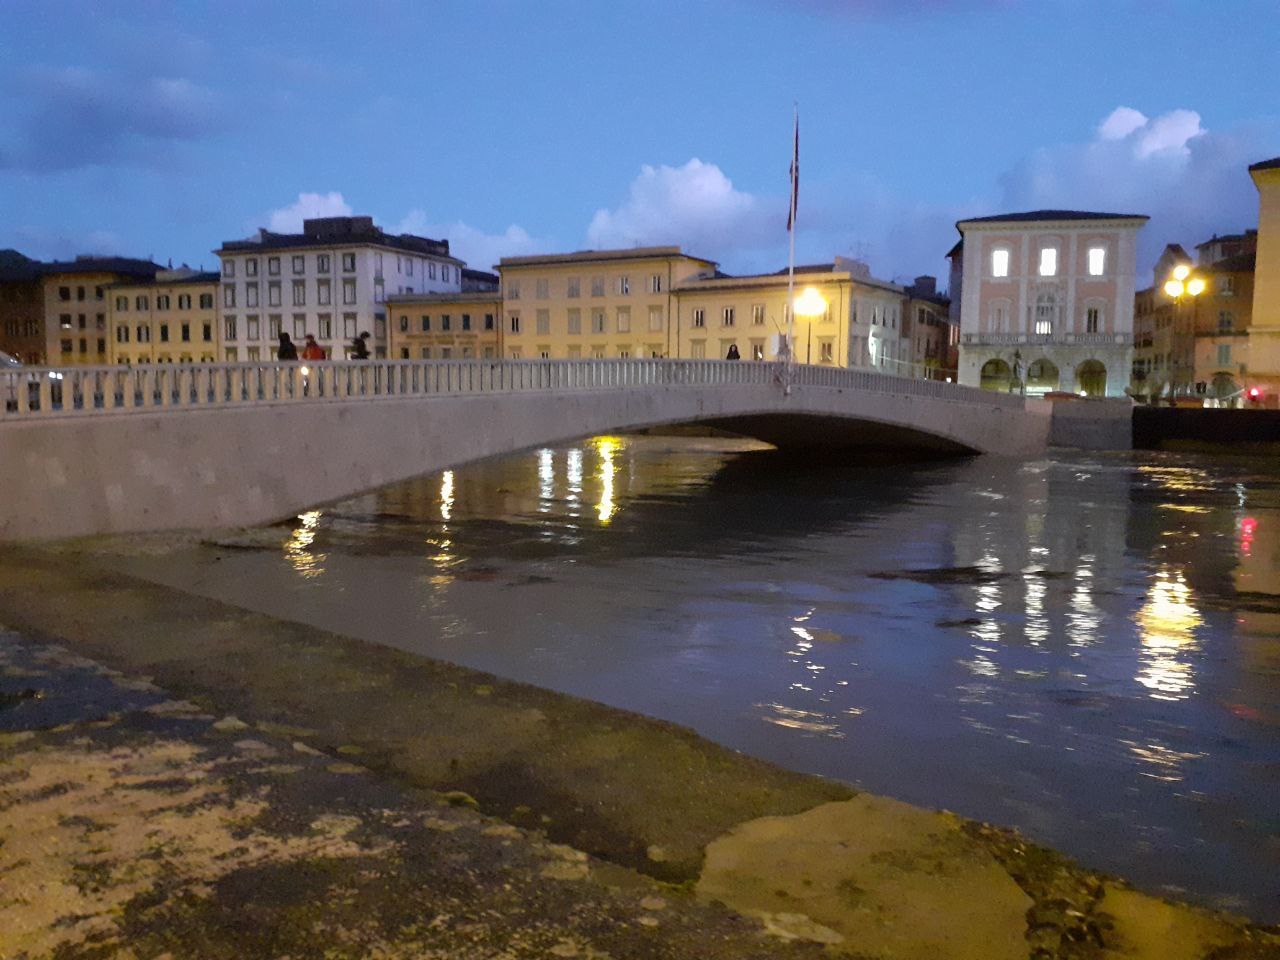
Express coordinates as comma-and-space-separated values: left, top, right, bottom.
1, 546, 1278, 959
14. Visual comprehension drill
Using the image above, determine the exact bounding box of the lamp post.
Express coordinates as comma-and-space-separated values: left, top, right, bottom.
1162, 264, 1205, 400
792, 286, 828, 366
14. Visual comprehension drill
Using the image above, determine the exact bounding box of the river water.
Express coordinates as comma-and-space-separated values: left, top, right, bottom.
115, 436, 1280, 921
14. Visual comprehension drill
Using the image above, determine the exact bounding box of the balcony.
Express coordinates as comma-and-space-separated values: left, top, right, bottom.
962, 332, 1131, 346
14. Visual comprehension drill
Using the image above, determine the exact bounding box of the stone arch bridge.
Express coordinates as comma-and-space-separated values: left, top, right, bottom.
0, 359, 1048, 541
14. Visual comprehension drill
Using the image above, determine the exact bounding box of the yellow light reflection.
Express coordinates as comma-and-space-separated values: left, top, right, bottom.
285, 510, 327, 579
440, 470, 455, 521
1121, 739, 1202, 782
1135, 568, 1201, 701
537, 448, 554, 510
566, 448, 583, 506
593, 436, 621, 524
1067, 560, 1099, 648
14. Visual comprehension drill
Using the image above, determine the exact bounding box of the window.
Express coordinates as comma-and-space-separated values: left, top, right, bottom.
293, 314, 306, 337
224, 316, 237, 341
268, 256, 280, 276
752, 304, 765, 325
1219, 275, 1235, 296
60, 338, 73, 353
538, 347, 551, 359
420, 315, 430, 332
405, 258, 412, 276
222, 260, 235, 278
461, 314, 471, 331
318, 314, 332, 339
343, 313, 357, 338
1219, 311, 1234, 333
317, 279, 331, 305
268, 315, 282, 339
135, 295, 149, 310
247, 316, 260, 340
317, 254, 330, 273
246, 283, 259, 307
510, 347, 522, 359
509, 313, 520, 333
567, 308, 582, 334
95, 285, 104, 300
567, 277, 580, 298
116, 326, 130, 343
156, 295, 171, 310
991, 248, 1010, 278
535, 279, 549, 299
115, 296, 128, 311
820, 340, 834, 363
591, 309, 606, 334
590, 276, 605, 297
202, 323, 211, 342
247, 346, 261, 361
199, 293, 213, 309
690, 340, 706, 359
223, 285, 235, 308
1217, 344, 1232, 365
484, 313, 495, 331
650, 274, 663, 293
246, 258, 258, 277
752, 342, 765, 361
159, 324, 169, 342
1087, 246, 1106, 276
342, 278, 356, 304
441, 314, 452, 331
722, 306, 735, 327
292, 280, 306, 306
182, 323, 191, 342
428, 262, 437, 280
57, 286, 71, 301
693, 308, 705, 328
1038, 247, 1058, 277
225, 348, 238, 362
292, 255, 305, 274
177, 294, 190, 309
616, 307, 631, 333
1086, 307, 1100, 333
421, 347, 431, 359
507, 281, 521, 299
1035, 292, 1057, 335
649, 306, 663, 331
342, 252, 356, 272
616, 276, 630, 295
399, 315, 409, 332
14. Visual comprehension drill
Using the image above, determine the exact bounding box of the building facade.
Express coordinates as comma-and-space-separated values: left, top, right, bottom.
903, 276, 957, 378
955, 210, 1147, 396
386, 291, 502, 360
1249, 157, 1280, 403
0, 250, 45, 364
216, 216, 464, 361
497, 247, 717, 360
106, 269, 220, 365
39, 258, 162, 366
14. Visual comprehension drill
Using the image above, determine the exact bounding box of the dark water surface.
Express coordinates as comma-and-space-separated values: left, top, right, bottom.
117, 437, 1280, 921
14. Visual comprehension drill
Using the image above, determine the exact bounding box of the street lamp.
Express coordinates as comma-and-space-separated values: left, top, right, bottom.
1161, 264, 1205, 400
792, 286, 827, 365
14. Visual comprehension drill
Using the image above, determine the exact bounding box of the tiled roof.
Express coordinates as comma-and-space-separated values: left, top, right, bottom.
958, 209, 1148, 225
39, 256, 162, 279
1248, 156, 1280, 172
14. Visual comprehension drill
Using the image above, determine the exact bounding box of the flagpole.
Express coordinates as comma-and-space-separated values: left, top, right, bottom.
785, 103, 797, 395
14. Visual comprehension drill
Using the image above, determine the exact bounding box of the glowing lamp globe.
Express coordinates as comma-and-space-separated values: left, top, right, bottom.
1163, 280, 1185, 298
1186, 277, 1206, 296
1173, 264, 1191, 281
793, 287, 828, 317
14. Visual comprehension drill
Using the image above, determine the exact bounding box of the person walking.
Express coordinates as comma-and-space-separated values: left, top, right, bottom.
725, 343, 741, 360
350, 331, 371, 360
277, 332, 298, 361
301, 334, 327, 361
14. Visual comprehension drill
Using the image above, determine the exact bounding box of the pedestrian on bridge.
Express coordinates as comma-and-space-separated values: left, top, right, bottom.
278, 332, 298, 361
725, 344, 741, 360
350, 331, 371, 360
301, 335, 327, 361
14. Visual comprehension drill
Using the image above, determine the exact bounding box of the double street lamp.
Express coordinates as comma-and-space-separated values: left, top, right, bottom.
1161, 264, 1204, 399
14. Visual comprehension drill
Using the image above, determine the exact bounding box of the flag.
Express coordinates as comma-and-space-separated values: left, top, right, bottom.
787, 110, 799, 233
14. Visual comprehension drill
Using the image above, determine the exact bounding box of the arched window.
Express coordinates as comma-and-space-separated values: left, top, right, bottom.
1034, 292, 1057, 335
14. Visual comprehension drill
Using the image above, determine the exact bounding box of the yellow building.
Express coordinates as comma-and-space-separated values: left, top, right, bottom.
39, 257, 161, 365
386, 291, 502, 359
106, 269, 220, 365
1249, 157, 1280, 403
497, 247, 716, 360
672, 257, 912, 369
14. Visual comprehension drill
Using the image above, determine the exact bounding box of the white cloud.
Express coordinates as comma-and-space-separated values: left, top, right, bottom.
394, 211, 547, 271
264, 192, 353, 233
587, 159, 776, 256
1097, 106, 1148, 142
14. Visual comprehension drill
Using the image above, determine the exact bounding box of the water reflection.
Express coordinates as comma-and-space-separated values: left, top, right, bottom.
1135, 568, 1201, 701
285, 510, 326, 579
594, 436, 620, 524
440, 470, 455, 521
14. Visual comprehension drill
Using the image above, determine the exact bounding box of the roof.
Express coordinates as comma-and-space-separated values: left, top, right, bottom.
1248, 157, 1280, 172
957, 209, 1149, 227
384, 291, 502, 306
39, 256, 162, 279
1194, 231, 1256, 249
1208, 252, 1256, 273
945, 240, 963, 259
498, 246, 717, 269
106, 270, 221, 290
0, 249, 41, 282
673, 262, 903, 296
461, 268, 498, 282
219, 220, 460, 263
1161, 243, 1191, 260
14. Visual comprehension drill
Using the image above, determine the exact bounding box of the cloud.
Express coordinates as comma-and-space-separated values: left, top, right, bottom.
0, 65, 225, 172
394, 212, 548, 271
262, 192, 354, 233
587, 159, 776, 256
8, 226, 126, 261
998, 106, 1270, 275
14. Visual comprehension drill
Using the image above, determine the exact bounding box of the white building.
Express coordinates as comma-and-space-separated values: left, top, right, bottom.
953, 210, 1147, 397
216, 216, 464, 360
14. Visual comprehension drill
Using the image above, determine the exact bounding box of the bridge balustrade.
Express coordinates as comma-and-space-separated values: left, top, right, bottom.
0, 358, 1025, 422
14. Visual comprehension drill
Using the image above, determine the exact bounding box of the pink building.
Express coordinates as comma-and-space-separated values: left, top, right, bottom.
953, 210, 1148, 396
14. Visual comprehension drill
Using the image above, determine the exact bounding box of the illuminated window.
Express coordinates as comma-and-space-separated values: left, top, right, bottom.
1039, 247, 1058, 276
1087, 247, 1106, 276
991, 248, 1010, 277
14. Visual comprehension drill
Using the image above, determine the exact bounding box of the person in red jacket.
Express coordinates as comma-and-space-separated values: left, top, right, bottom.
300, 334, 327, 361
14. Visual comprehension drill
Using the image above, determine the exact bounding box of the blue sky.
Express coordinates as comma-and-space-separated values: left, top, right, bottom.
2, 0, 1277, 285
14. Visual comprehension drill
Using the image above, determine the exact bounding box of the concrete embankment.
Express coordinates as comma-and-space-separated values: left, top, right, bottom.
1, 548, 1277, 959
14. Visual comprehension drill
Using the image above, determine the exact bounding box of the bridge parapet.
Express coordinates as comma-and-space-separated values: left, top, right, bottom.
1, 358, 1025, 422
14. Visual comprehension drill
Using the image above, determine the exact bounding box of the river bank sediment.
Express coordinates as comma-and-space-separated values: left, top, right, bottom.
1, 546, 1277, 959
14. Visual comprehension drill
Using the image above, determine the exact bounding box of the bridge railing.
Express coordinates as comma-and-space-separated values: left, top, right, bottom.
0, 358, 1026, 421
